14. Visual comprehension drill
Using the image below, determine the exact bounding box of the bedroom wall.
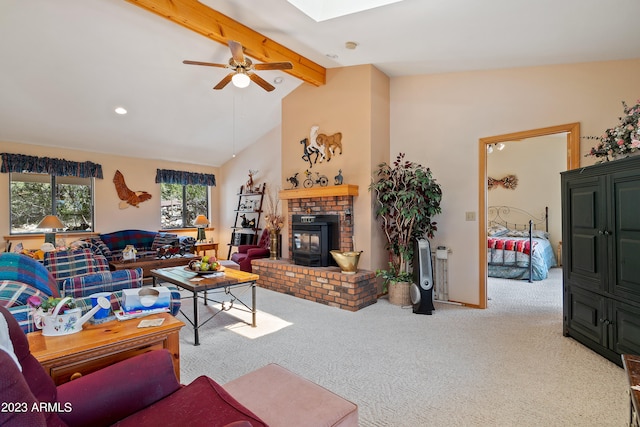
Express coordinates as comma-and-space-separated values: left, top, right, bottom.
487, 134, 564, 254
0, 140, 220, 250
391, 58, 640, 306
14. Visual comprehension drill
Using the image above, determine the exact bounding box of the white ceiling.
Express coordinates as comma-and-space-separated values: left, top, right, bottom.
1, 0, 639, 167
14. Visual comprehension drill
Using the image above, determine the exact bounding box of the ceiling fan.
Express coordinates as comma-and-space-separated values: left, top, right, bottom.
183, 40, 293, 92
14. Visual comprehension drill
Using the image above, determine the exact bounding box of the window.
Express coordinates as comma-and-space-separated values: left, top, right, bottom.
10, 172, 94, 234
160, 183, 208, 229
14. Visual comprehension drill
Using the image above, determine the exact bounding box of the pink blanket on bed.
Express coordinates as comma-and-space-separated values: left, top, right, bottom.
488, 238, 537, 255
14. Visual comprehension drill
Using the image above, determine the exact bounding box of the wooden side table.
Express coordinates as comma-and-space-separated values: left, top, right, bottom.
27, 313, 184, 385
194, 242, 218, 257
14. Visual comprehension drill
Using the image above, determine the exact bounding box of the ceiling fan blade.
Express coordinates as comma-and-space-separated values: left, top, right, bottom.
183, 60, 227, 68
213, 73, 234, 90
228, 40, 245, 65
253, 62, 293, 71
249, 72, 275, 92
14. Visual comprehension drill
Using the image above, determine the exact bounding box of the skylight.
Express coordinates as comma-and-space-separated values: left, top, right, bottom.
287, 0, 404, 22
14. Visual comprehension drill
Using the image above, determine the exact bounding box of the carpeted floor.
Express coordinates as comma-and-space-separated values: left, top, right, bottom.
177, 267, 628, 426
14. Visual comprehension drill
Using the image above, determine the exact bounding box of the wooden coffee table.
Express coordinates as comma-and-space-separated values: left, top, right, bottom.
27, 313, 184, 385
150, 267, 258, 346
109, 255, 199, 279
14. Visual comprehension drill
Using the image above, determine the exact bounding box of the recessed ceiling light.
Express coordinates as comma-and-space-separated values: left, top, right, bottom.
273, 76, 284, 85
114, 107, 127, 115
345, 41, 358, 50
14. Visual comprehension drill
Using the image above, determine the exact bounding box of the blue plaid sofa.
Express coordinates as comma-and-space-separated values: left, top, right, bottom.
0, 251, 182, 333
81, 229, 196, 261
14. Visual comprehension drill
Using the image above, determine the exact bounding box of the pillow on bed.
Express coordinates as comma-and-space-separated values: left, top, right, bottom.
505, 229, 529, 238
488, 224, 509, 237
504, 229, 550, 239
531, 230, 550, 240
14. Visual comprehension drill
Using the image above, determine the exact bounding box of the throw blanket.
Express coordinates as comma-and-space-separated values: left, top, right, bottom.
488, 238, 537, 255
0, 253, 58, 297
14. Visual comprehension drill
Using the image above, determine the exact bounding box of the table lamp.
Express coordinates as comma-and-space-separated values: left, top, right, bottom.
194, 215, 209, 242
37, 215, 65, 245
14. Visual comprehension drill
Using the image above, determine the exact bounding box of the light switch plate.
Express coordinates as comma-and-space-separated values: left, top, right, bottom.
465, 211, 476, 221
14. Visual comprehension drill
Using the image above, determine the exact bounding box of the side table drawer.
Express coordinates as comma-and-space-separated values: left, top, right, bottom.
47, 341, 164, 385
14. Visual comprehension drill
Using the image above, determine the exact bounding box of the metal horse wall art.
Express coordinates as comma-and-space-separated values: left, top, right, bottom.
298, 125, 343, 168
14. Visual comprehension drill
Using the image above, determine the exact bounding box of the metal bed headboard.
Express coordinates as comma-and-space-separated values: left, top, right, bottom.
487, 206, 549, 232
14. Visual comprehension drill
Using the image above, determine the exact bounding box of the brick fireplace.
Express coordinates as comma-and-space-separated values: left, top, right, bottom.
283, 185, 358, 257
252, 185, 377, 311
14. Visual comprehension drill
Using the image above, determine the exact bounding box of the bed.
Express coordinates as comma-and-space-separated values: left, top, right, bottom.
487, 206, 557, 282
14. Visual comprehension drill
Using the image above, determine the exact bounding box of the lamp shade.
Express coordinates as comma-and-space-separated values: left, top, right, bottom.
37, 215, 64, 230
194, 215, 209, 227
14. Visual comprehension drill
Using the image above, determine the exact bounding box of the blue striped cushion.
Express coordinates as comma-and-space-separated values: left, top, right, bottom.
44, 249, 111, 289
60, 268, 144, 298
100, 230, 157, 252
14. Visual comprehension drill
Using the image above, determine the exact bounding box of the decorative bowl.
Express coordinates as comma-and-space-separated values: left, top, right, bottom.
185, 265, 225, 275
330, 250, 363, 274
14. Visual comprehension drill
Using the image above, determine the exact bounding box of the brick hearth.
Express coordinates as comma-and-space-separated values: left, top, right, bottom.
253, 259, 377, 311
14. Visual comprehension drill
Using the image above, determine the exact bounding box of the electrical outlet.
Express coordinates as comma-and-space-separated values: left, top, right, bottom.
465, 211, 476, 221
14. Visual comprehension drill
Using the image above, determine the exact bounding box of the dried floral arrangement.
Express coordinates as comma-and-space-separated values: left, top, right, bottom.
585, 99, 640, 161
264, 186, 284, 232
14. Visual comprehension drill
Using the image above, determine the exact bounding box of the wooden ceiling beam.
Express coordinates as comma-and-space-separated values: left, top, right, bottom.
124, 0, 326, 87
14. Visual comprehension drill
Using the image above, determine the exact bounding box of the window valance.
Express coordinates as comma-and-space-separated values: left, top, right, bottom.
0, 153, 103, 179
155, 168, 216, 186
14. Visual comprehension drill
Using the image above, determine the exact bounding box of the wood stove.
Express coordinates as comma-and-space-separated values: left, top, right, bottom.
291, 214, 339, 267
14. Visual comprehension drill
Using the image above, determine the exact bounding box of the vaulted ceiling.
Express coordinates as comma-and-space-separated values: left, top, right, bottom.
1, 0, 639, 166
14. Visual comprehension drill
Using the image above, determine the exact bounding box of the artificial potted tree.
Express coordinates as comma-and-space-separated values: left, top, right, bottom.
369, 153, 442, 305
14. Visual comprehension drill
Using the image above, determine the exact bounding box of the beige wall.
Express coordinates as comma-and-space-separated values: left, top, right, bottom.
0, 141, 219, 249
219, 126, 282, 259
391, 58, 640, 305
281, 65, 390, 271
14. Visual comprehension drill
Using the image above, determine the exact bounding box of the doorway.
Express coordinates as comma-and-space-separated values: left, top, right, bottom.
477, 123, 581, 309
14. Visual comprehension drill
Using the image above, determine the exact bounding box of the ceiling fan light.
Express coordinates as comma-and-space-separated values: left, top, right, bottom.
232, 72, 250, 88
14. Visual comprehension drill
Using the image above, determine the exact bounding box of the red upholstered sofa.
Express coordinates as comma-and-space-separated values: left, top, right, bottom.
230, 229, 271, 272
0, 305, 359, 427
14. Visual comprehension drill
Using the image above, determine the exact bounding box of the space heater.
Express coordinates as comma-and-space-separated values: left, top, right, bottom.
410, 238, 435, 315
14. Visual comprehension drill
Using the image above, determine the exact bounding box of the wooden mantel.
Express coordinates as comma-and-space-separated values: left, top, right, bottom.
278, 184, 358, 200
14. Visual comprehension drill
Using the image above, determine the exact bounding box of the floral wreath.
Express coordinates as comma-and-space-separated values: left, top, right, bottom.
488, 175, 518, 190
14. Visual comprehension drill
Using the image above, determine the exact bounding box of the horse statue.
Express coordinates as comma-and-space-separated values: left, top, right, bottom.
316, 132, 342, 162
287, 172, 300, 189
300, 138, 321, 168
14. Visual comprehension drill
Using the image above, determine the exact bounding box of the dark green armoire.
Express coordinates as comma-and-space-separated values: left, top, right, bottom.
562, 155, 640, 366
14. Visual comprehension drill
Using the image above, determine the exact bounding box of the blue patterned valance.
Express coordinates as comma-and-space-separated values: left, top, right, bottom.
0, 153, 103, 179
155, 169, 216, 186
